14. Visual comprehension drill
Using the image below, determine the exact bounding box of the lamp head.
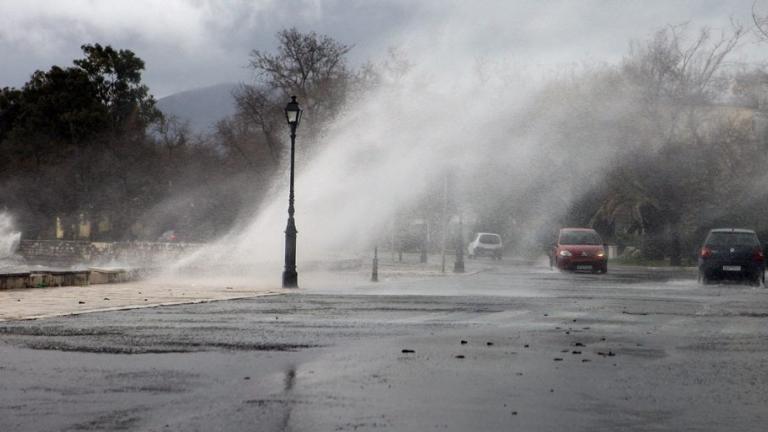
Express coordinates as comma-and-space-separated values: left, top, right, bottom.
284, 95, 302, 128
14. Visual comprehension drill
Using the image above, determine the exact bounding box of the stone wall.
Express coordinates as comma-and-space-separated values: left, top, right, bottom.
18, 240, 202, 267
0, 268, 142, 290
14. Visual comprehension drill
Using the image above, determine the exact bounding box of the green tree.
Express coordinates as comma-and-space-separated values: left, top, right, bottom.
0, 44, 165, 240
1, 66, 109, 171
74, 43, 162, 132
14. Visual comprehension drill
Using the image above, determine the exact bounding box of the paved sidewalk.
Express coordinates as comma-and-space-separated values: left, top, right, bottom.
0, 254, 486, 322
0, 280, 286, 322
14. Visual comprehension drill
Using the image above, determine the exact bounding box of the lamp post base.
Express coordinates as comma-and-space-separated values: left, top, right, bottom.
283, 214, 298, 289
282, 271, 298, 288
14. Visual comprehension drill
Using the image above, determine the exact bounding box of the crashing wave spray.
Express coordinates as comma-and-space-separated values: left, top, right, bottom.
168, 4, 721, 285
170, 57, 566, 282
0, 212, 22, 268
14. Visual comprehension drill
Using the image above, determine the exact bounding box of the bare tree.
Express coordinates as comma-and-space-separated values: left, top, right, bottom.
590, 24, 746, 262
233, 28, 353, 166
249, 28, 351, 113
753, 0, 768, 40
153, 115, 190, 159
624, 24, 744, 124
231, 85, 283, 165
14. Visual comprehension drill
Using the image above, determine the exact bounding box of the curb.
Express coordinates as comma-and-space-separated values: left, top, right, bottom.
0, 290, 288, 322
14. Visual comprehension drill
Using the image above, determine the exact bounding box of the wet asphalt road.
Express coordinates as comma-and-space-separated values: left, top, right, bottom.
2, 261, 768, 431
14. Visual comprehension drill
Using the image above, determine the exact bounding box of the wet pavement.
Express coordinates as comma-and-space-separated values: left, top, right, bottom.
2, 260, 768, 431
0, 278, 286, 322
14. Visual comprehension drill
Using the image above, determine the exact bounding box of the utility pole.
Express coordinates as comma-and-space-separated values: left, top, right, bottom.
441, 173, 448, 273
371, 247, 379, 282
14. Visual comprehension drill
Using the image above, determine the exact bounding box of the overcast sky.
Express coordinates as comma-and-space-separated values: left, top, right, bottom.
0, 0, 765, 98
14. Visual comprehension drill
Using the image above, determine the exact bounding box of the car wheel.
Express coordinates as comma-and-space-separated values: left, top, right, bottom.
750, 273, 762, 287
699, 271, 710, 285
601, 263, 608, 274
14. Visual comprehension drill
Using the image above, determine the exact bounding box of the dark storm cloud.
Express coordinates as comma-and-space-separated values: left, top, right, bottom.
0, 0, 761, 97
0, 0, 422, 96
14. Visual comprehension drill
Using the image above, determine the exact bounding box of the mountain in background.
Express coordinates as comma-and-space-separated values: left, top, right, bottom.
156, 83, 240, 134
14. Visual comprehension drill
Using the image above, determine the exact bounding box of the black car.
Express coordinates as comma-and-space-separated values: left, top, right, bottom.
698, 228, 765, 286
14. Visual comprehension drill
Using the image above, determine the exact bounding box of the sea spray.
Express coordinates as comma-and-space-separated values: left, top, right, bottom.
172, 63, 617, 280
0, 212, 22, 266
167, 7, 748, 283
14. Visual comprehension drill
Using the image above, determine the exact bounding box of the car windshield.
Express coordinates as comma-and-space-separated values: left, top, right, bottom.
479, 234, 500, 244
559, 231, 601, 245
705, 232, 758, 247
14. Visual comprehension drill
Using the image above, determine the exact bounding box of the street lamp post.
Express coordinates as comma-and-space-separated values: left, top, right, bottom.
282, 96, 302, 288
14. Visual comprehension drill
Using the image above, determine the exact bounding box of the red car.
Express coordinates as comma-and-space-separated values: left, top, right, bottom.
550, 228, 607, 273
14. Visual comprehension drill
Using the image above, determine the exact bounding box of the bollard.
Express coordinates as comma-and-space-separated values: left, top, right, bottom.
371, 247, 379, 282
454, 217, 465, 273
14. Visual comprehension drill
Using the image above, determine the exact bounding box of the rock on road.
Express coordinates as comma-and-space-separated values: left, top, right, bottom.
1, 261, 767, 431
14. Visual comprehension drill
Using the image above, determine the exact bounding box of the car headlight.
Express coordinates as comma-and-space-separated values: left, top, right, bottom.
559, 250, 572, 257
597, 250, 605, 257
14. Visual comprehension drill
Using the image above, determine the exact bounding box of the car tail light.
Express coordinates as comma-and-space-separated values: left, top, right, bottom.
753, 247, 764, 262
700, 247, 712, 258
